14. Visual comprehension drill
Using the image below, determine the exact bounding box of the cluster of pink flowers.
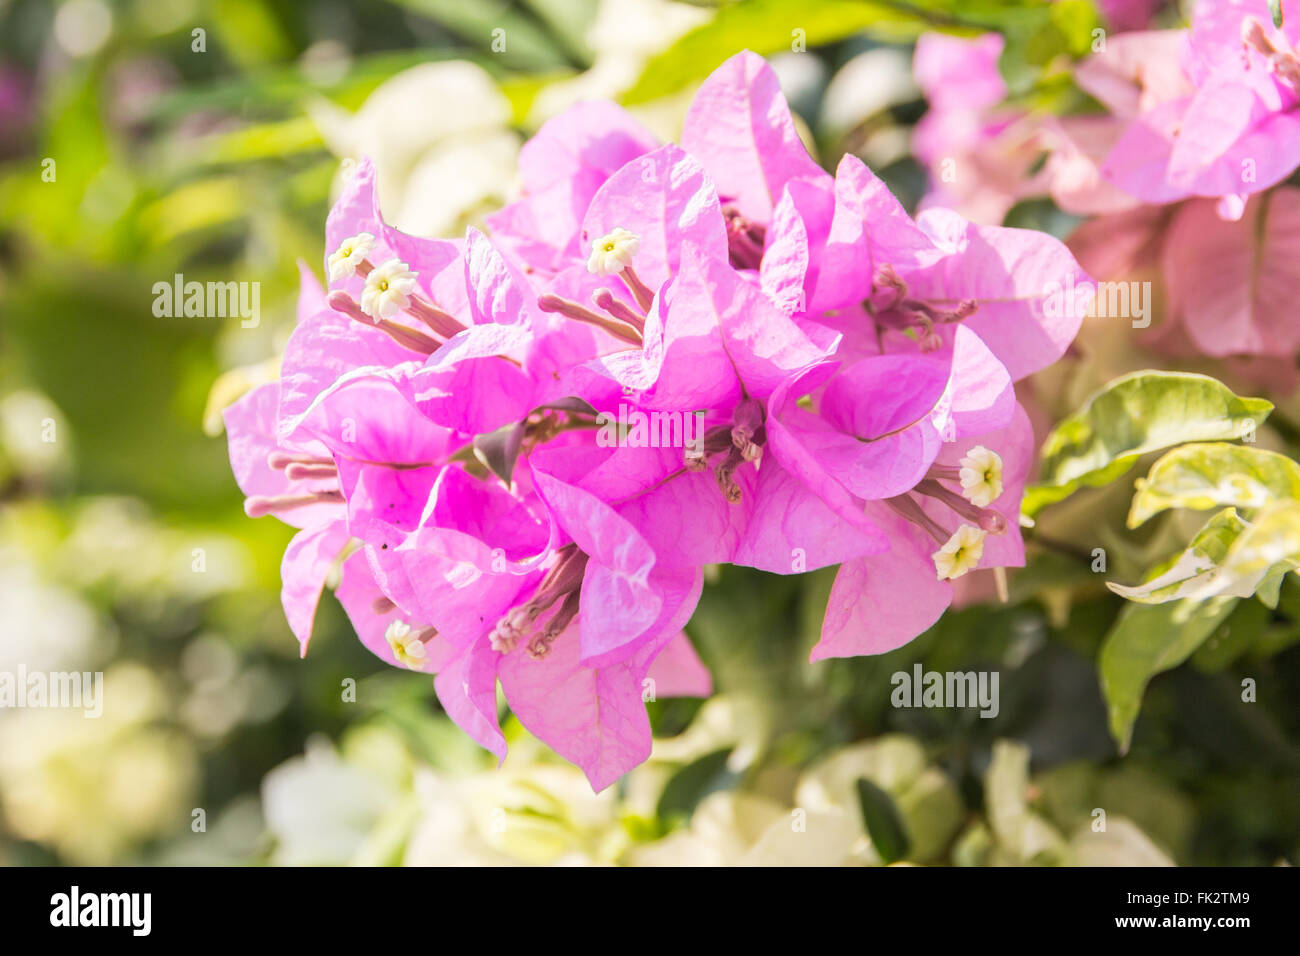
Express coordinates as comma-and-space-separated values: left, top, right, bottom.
1062, 0, 1300, 363
224, 52, 1087, 789
915, 0, 1300, 370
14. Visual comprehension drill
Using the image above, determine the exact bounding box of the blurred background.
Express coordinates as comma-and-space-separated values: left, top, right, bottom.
0, 0, 1296, 866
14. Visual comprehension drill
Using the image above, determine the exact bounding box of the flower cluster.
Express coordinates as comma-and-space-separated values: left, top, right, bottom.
224, 51, 1088, 789
949, 0, 1300, 366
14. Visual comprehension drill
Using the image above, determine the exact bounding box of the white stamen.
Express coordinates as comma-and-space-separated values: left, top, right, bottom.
328, 232, 377, 281
360, 258, 418, 321
586, 228, 641, 276
933, 525, 987, 581
385, 619, 428, 670
958, 445, 1004, 508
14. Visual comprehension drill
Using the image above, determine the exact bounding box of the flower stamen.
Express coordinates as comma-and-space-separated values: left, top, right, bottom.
957, 445, 1004, 507
592, 288, 646, 330
885, 493, 951, 545
538, 293, 643, 345
245, 489, 344, 518
328, 233, 377, 281
284, 461, 339, 481
385, 619, 438, 670
722, 205, 767, 270
328, 290, 441, 354
914, 478, 1007, 534
932, 524, 987, 580
489, 545, 589, 653
360, 258, 419, 321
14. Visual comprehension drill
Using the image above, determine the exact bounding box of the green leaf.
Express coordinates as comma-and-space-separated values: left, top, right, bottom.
389, 0, 582, 70
1129, 443, 1300, 527
1100, 595, 1239, 752
983, 740, 1070, 864
1023, 372, 1272, 517
855, 777, 911, 864
1108, 504, 1300, 607
1049, 0, 1101, 57
622, 0, 993, 105
1106, 508, 1249, 604
1192, 598, 1272, 672
656, 748, 738, 822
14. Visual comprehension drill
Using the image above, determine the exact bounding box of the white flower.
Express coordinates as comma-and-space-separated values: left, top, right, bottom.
310, 61, 519, 238
586, 228, 641, 275
958, 445, 1004, 508
360, 258, 418, 321
932, 525, 987, 581
385, 620, 427, 670
327, 232, 377, 281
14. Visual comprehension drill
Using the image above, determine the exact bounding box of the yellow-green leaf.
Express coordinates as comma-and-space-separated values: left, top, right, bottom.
1100, 595, 1240, 753
1023, 372, 1272, 517
1129, 443, 1300, 528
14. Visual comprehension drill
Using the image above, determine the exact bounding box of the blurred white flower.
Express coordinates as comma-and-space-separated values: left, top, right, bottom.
1070, 818, 1174, 866
820, 47, 918, 142
310, 61, 519, 237
650, 695, 770, 773
261, 735, 404, 866
0, 547, 99, 673
0, 664, 197, 864
0, 390, 72, 479
626, 791, 789, 866
58, 497, 251, 597
529, 0, 711, 140
404, 743, 624, 866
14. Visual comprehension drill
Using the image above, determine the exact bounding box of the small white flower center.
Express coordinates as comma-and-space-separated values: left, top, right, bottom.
328, 232, 376, 281
385, 619, 428, 670
933, 525, 987, 581
958, 445, 1004, 508
586, 228, 641, 276
360, 258, 418, 322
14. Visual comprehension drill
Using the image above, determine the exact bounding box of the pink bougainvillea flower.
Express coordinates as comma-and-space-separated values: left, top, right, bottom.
679, 49, 827, 227
224, 380, 350, 656
423, 572, 706, 790
815, 404, 1035, 659
1049, 12, 1300, 363
764, 153, 1088, 381
488, 50, 829, 289
219, 46, 1093, 791
1160, 187, 1300, 357
1033, 30, 1188, 216
758, 322, 1032, 657
1100, 0, 1300, 218
1098, 0, 1165, 32
486, 101, 659, 275
911, 32, 1045, 223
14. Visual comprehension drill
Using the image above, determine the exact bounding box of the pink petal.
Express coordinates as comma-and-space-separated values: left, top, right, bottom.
1162, 188, 1300, 357
645, 631, 712, 698
435, 637, 507, 763
334, 551, 458, 672
681, 50, 826, 223
812, 515, 953, 660
281, 521, 351, 656
909, 207, 1089, 380
580, 144, 728, 293
814, 154, 939, 311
